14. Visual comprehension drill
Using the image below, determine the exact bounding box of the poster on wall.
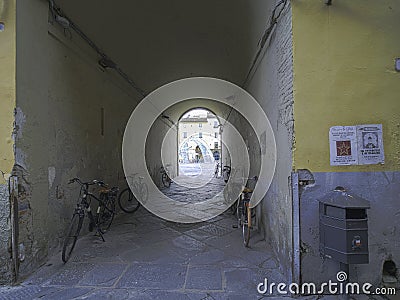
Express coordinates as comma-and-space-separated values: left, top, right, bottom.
329, 126, 358, 166
357, 124, 384, 165
329, 124, 384, 166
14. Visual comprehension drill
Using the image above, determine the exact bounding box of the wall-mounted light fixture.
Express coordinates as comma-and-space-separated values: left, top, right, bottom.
48, 0, 146, 97
98, 57, 116, 69
395, 58, 400, 72
55, 15, 70, 28
325, 0, 332, 5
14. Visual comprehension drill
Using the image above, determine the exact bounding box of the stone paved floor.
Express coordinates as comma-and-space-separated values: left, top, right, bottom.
0, 170, 382, 299
0, 209, 369, 300
0, 209, 287, 300
162, 176, 224, 203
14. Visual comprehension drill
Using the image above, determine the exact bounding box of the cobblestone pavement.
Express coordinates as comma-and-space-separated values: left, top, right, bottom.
0, 171, 365, 300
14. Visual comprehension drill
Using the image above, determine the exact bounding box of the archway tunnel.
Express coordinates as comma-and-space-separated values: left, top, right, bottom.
2, 0, 400, 295
1, 0, 295, 287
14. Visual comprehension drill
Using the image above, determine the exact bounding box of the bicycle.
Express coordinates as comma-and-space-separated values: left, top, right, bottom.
119, 174, 149, 210
234, 176, 258, 247
222, 166, 239, 215
97, 185, 119, 231
222, 165, 231, 183
214, 162, 220, 178
160, 165, 171, 188
118, 177, 141, 213
62, 178, 118, 263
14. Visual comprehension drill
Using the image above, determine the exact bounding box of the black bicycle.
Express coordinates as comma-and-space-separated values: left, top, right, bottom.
222, 165, 231, 183
160, 166, 171, 188
118, 187, 141, 213
62, 178, 118, 263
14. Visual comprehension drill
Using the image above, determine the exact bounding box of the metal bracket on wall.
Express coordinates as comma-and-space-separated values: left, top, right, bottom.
297, 169, 315, 188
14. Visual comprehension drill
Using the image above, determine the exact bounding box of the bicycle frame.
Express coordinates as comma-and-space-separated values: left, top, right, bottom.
62, 178, 116, 263
74, 182, 113, 239
77, 184, 111, 214
234, 176, 258, 247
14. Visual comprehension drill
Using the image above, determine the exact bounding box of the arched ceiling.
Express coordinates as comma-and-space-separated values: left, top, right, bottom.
55, 0, 270, 94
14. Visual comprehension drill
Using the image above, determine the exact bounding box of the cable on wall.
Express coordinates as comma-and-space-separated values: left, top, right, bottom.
48, 0, 147, 98
242, 0, 288, 87
47, 1, 181, 131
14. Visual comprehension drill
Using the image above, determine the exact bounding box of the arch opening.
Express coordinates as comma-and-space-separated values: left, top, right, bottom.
177, 108, 222, 183
124, 77, 276, 223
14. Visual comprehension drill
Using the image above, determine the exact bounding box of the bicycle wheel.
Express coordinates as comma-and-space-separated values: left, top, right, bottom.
162, 173, 171, 188
62, 212, 83, 263
118, 188, 140, 213
243, 205, 251, 247
97, 193, 115, 233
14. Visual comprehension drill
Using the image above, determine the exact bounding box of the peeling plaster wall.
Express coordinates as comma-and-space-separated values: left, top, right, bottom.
246, 2, 294, 280
0, 185, 12, 284
0, 0, 16, 284
15, 0, 139, 278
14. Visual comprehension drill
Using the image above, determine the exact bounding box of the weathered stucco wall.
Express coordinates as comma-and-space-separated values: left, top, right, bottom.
0, 183, 12, 284
292, 0, 400, 287
246, 2, 294, 280
0, 0, 16, 284
15, 0, 140, 279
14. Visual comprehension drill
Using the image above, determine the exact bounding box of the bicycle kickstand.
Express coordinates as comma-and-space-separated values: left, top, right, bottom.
96, 226, 106, 242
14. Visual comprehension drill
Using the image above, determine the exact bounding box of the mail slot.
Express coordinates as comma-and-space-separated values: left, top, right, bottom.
319, 186, 370, 264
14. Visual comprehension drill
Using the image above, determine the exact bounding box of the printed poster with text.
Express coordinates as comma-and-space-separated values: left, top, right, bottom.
329, 126, 358, 166
357, 124, 384, 165
329, 124, 384, 166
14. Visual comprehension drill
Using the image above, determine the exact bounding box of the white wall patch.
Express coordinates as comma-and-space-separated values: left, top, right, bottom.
48, 166, 56, 189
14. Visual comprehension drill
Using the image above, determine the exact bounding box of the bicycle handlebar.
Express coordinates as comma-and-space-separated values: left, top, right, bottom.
68, 178, 107, 187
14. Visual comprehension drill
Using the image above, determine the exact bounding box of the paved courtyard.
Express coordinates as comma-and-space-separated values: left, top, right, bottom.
0, 169, 380, 299
0, 208, 286, 300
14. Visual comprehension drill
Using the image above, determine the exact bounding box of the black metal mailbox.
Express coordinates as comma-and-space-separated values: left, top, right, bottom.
319, 186, 370, 264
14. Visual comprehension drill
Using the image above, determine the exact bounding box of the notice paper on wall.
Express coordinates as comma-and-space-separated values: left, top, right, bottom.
329, 124, 384, 166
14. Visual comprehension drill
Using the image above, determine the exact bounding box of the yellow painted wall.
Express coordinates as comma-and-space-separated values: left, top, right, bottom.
0, 0, 15, 184
292, 0, 400, 172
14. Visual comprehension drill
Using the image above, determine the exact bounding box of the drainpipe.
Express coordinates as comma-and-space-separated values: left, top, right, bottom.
8, 173, 19, 283
291, 172, 301, 285
291, 169, 315, 286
